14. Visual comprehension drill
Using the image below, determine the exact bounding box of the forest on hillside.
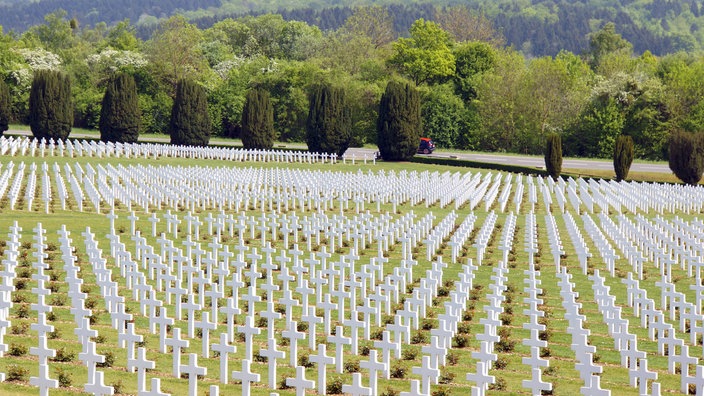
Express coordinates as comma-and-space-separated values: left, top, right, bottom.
1, 0, 704, 57
1, 6, 703, 162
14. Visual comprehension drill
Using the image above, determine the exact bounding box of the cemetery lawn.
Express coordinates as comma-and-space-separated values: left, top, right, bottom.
0, 148, 701, 396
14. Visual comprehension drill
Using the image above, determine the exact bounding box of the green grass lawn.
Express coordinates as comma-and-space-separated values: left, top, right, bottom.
0, 146, 701, 396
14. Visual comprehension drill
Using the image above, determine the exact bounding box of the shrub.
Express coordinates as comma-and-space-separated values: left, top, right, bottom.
6, 364, 29, 382
438, 369, 455, 384
402, 347, 419, 360
452, 334, 470, 348
344, 359, 360, 373
97, 351, 114, 367
298, 354, 314, 368
56, 367, 72, 387
489, 377, 507, 391
613, 134, 634, 181
669, 130, 704, 185
390, 363, 407, 378
326, 376, 343, 394
544, 133, 562, 180
9, 342, 28, 356
411, 330, 429, 344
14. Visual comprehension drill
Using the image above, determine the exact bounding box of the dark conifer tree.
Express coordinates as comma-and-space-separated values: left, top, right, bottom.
169, 79, 211, 147
29, 70, 73, 141
0, 78, 10, 136
376, 81, 421, 161
669, 130, 704, 185
241, 88, 275, 149
613, 134, 634, 181
544, 133, 563, 179
100, 72, 141, 143
306, 84, 351, 157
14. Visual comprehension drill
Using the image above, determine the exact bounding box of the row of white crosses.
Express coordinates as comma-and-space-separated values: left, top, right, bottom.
0, 135, 354, 164
2, 161, 506, 215
5, 155, 704, 220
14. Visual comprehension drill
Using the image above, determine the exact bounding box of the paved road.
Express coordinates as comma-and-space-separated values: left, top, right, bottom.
7, 129, 671, 174
345, 147, 671, 174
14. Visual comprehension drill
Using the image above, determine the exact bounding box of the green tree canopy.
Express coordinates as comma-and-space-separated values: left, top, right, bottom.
388, 19, 455, 85
306, 83, 351, 157
240, 87, 275, 149
29, 69, 73, 140
587, 22, 633, 70
377, 81, 421, 161
100, 72, 140, 143
169, 79, 211, 146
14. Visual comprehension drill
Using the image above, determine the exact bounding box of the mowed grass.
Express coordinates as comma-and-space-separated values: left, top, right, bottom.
0, 150, 701, 396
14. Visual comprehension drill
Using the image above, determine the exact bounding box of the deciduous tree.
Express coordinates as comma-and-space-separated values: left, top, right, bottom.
388, 19, 455, 85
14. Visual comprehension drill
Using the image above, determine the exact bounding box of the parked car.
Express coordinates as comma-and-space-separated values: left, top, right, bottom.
418, 137, 435, 154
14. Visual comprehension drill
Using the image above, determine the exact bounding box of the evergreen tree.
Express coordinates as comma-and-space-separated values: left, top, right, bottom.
377, 81, 421, 161
613, 134, 634, 181
306, 84, 351, 157
241, 88, 275, 149
0, 78, 10, 136
169, 79, 211, 147
544, 133, 563, 179
29, 69, 73, 141
100, 72, 141, 143
669, 130, 704, 185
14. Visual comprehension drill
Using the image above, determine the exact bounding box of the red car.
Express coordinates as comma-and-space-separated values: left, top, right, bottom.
418, 137, 435, 154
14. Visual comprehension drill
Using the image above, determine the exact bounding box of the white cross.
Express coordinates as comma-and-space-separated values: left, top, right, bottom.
129, 347, 155, 393
211, 332, 237, 384
328, 325, 352, 373
139, 378, 170, 396
84, 370, 114, 396
286, 365, 316, 396
260, 337, 285, 389
412, 355, 440, 395
231, 359, 260, 396
630, 358, 657, 395
165, 327, 189, 377
309, 343, 334, 394
180, 353, 207, 396
360, 349, 387, 392
342, 372, 372, 396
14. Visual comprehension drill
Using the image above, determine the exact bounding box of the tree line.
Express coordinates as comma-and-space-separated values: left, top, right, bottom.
0, 7, 703, 174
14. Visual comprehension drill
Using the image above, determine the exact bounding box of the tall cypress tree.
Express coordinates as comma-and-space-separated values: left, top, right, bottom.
169, 79, 211, 147
669, 130, 704, 185
544, 133, 563, 180
0, 79, 10, 136
306, 84, 351, 157
613, 134, 634, 181
241, 88, 275, 150
377, 81, 421, 161
0, 79, 12, 136
29, 70, 73, 141
100, 72, 141, 143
